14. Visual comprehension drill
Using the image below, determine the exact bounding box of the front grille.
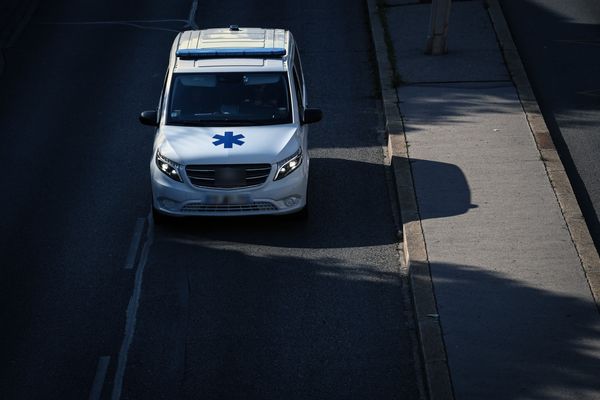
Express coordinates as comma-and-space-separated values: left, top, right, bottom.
185, 164, 272, 188
181, 202, 278, 213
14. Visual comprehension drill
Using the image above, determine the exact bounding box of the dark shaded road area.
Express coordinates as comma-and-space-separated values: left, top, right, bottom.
0, 1, 421, 399
499, 0, 600, 251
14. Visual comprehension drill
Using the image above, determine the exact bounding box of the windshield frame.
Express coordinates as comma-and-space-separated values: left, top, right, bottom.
165, 71, 293, 127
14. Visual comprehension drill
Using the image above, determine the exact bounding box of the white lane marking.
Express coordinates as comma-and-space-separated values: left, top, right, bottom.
37, 20, 182, 33
88, 356, 110, 400
556, 39, 600, 47
186, 0, 199, 29
39, 19, 188, 23
111, 212, 154, 400
125, 218, 146, 269
578, 89, 600, 98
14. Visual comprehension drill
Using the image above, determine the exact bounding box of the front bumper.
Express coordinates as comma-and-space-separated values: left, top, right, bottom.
151, 160, 308, 217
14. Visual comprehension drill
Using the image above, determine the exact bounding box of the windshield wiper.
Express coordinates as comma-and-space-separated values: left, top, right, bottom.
168, 120, 206, 126
167, 119, 289, 127
217, 120, 261, 126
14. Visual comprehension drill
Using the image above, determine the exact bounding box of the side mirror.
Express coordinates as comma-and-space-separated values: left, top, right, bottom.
301, 108, 323, 125
139, 110, 158, 127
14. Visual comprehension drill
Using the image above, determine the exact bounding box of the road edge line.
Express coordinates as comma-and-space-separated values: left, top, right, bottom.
365, 1, 455, 399
110, 212, 154, 400
124, 218, 147, 269
486, 0, 600, 312
88, 356, 111, 400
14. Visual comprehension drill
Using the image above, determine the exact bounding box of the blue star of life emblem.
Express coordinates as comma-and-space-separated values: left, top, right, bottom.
212, 131, 245, 148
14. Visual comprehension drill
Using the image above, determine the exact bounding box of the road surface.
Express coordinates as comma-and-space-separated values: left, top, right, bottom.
0, 1, 421, 399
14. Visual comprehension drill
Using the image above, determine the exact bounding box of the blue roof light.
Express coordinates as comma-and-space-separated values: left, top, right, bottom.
176, 47, 287, 59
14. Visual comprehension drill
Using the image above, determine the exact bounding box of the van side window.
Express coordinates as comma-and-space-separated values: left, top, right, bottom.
293, 68, 304, 116
292, 45, 305, 118
158, 69, 169, 121
293, 46, 304, 95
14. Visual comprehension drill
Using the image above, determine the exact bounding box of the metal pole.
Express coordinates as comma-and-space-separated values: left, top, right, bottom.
425, 0, 452, 55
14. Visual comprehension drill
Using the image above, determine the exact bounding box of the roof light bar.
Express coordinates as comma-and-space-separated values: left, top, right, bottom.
176, 47, 287, 59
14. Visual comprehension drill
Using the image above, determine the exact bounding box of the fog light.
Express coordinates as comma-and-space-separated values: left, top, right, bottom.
284, 196, 299, 207
159, 198, 177, 210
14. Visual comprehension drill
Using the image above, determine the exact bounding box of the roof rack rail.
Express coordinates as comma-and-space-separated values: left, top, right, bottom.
176, 47, 286, 59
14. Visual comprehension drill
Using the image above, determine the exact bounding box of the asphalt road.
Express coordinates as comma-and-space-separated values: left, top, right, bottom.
0, 1, 421, 399
499, 0, 600, 250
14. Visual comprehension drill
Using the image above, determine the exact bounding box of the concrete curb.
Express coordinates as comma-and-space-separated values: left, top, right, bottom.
365, 1, 455, 399
486, 0, 600, 312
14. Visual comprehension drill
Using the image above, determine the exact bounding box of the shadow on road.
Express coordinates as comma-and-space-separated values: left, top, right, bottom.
121, 242, 600, 399
123, 241, 419, 400
156, 156, 473, 248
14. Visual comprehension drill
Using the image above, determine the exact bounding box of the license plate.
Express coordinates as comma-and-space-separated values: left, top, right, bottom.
206, 194, 251, 205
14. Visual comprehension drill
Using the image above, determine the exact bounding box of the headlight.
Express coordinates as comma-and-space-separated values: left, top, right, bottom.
155, 150, 183, 182
274, 148, 303, 181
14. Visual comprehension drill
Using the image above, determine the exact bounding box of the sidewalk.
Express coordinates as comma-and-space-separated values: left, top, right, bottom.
370, 0, 600, 399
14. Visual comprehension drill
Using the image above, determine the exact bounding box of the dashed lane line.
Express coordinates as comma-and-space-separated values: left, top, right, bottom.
186, 0, 199, 29
125, 218, 146, 270
111, 212, 154, 400
88, 356, 110, 400
577, 89, 600, 98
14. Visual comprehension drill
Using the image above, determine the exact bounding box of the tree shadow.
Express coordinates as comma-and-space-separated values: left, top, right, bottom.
120, 242, 600, 400
430, 261, 600, 399
122, 241, 420, 400
397, 82, 520, 132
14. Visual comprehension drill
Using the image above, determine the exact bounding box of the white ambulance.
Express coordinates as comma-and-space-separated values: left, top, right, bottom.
139, 26, 322, 220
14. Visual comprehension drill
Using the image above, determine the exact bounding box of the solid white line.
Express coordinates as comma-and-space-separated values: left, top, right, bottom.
187, 0, 199, 29
89, 356, 110, 400
37, 21, 181, 33
38, 19, 188, 24
111, 212, 154, 400
578, 89, 600, 98
125, 218, 146, 269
